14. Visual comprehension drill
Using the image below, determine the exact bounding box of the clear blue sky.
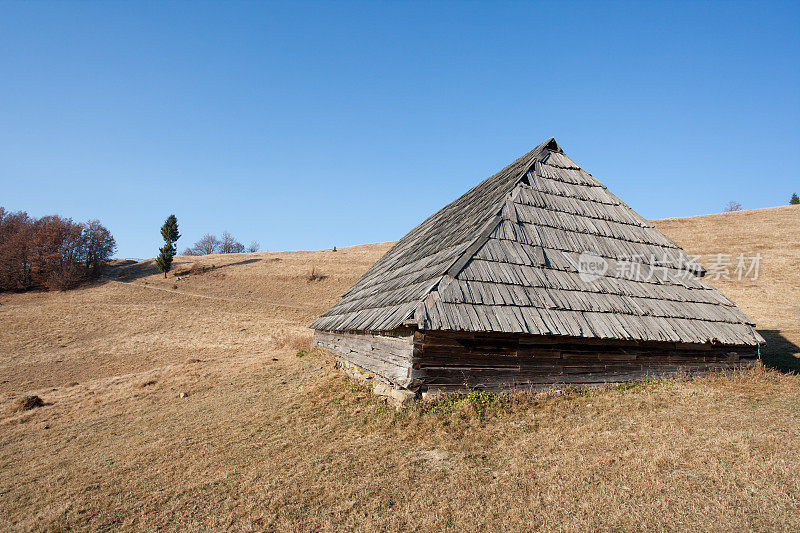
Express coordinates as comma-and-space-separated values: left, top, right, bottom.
1, 1, 798, 259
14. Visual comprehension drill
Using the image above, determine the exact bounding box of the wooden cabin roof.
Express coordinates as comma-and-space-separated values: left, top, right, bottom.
311, 138, 763, 346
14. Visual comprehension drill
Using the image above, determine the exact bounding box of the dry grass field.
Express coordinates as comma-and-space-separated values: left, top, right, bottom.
1, 206, 799, 531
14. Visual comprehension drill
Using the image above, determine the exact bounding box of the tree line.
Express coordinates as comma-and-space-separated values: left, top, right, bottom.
183, 232, 259, 256
724, 193, 798, 212
152, 217, 261, 278
0, 207, 116, 291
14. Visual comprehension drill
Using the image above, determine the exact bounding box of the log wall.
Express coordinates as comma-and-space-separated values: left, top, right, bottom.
313, 329, 416, 388
315, 328, 760, 394
415, 330, 760, 392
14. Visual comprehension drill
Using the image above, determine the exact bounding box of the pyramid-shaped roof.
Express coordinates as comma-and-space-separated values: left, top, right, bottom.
312, 138, 763, 346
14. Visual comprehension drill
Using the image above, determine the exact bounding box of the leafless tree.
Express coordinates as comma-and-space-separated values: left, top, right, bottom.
189, 233, 221, 255
724, 201, 742, 212
247, 241, 260, 253
187, 231, 248, 255
220, 231, 234, 254
219, 231, 245, 254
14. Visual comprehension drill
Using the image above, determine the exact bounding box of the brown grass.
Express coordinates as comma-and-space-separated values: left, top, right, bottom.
304, 266, 328, 283
0, 210, 798, 531
172, 262, 217, 277
272, 329, 313, 351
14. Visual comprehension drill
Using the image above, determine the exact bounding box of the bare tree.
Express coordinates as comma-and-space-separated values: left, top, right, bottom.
219, 231, 240, 254
219, 231, 246, 254
189, 234, 221, 255
186, 231, 248, 255
724, 201, 742, 212
247, 241, 260, 253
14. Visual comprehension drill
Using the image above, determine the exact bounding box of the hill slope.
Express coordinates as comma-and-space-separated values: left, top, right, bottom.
0, 207, 798, 531
654, 205, 800, 370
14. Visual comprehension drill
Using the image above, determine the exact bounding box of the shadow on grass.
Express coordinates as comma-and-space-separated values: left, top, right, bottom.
103, 257, 262, 282
758, 329, 800, 373
104, 259, 159, 281
194, 258, 262, 271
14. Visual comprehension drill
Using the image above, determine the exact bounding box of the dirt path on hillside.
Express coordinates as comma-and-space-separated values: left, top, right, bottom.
103, 278, 316, 312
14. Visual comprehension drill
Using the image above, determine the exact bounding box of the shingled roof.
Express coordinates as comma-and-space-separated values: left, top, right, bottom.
311, 138, 763, 346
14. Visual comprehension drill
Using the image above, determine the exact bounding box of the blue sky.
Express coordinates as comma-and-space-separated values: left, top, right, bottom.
1, 1, 798, 259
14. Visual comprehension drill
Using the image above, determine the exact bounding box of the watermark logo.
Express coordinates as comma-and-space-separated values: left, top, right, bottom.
705, 252, 762, 281
577, 251, 608, 282
570, 250, 761, 283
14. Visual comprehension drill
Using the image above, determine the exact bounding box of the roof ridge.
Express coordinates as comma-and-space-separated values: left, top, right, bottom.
336, 139, 555, 302
542, 137, 562, 153
439, 145, 555, 282
403, 148, 554, 326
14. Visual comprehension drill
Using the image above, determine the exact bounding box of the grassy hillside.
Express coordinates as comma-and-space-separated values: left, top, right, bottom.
0, 207, 798, 531
655, 205, 800, 371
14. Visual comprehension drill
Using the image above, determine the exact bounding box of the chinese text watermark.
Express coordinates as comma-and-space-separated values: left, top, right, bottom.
573, 251, 762, 283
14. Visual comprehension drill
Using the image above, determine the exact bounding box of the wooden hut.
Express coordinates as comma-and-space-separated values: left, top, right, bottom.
311, 138, 763, 395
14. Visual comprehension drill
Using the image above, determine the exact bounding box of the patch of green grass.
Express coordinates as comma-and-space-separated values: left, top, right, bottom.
295, 347, 314, 358
421, 390, 509, 416
413, 378, 685, 419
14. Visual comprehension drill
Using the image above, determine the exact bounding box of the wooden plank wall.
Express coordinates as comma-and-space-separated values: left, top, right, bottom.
313, 330, 416, 388
414, 330, 760, 392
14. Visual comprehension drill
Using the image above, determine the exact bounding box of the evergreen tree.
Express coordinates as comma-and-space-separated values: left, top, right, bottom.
155, 243, 174, 277
156, 215, 180, 278
791, 192, 799, 205
161, 214, 181, 244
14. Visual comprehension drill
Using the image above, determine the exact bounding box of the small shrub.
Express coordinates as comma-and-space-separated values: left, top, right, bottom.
305, 267, 327, 283
791, 192, 799, 205
16, 395, 44, 411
